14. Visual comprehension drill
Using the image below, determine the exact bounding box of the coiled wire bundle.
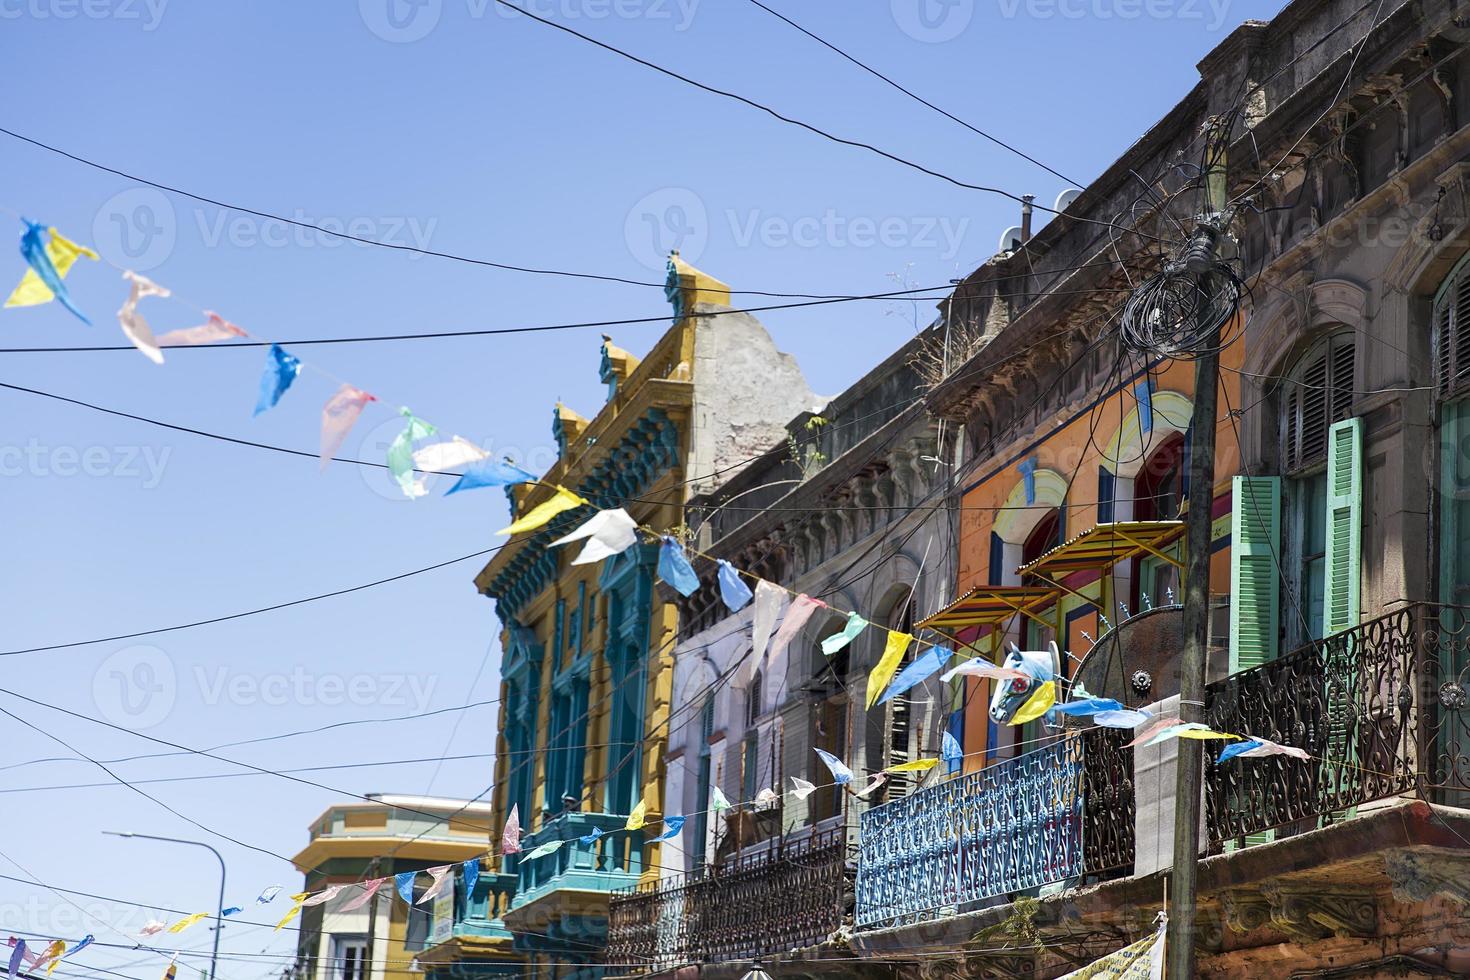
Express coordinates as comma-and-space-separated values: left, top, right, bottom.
1118, 260, 1243, 359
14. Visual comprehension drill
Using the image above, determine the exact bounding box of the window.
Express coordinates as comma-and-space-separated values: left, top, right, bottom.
692, 697, 714, 868
329, 936, 368, 980
1282, 332, 1354, 474
1437, 255, 1470, 606
1133, 433, 1186, 608
747, 672, 762, 727
1435, 254, 1470, 399
1280, 333, 1355, 648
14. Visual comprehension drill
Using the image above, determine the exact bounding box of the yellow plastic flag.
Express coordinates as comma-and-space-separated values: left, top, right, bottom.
625, 797, 647, 831
6, 229, 98, 308
887, 758, 941, 773
865, 631, 912, 709
274, 893, 309, 932
496, 486, 588, 536
38, 941, 65, 976
166, 912, 210, 934
1176, 727, 1239, 740
1009, 680, 1057, 726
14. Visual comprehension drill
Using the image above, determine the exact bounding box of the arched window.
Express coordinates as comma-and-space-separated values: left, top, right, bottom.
1133, 433, 1186, 608
1282, 332, 1355, 474
1278, 332, 1355, 646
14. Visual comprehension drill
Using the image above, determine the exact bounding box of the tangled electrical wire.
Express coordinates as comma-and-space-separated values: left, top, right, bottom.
1118, 257, 1244, 359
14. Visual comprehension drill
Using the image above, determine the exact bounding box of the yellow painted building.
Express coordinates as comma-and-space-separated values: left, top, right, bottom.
466, 257, 817, 976
290, 795, 501, 980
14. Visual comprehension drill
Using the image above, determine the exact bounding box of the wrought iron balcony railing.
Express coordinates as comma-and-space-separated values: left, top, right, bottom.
605, 826, 847, 970
853, 728, 1135, 931
1205, 601, 1470, 842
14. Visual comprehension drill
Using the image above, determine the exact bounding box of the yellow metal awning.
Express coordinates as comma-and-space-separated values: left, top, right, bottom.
1016, 520, 1186, 580
917, 584, 1061, 632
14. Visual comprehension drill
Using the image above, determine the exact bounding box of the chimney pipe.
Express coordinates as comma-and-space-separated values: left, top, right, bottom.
1019, 195, 1035, 243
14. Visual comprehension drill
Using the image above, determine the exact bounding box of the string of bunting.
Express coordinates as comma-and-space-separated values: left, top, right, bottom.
5, 218, 543, 498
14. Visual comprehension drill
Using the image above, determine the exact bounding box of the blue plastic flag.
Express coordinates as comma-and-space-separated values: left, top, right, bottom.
444, 459, 537, 495
9, 938, 25, 979
658, 536, 700, 596
253, 344, 302, 416
578, 826, 605, 847
942, 730, 963, 767
220, 908, 243, 918
877, 646, 953, 705
652, 815, 686, 842
19, 221, 88, 323
813, 747, 852, 786
717, 560, 752, 612
1094, 708, 1152, 729
1216, 739, 1266, 764
395, 871, 416, 904
62, 937, 93, 959
255, 886, 282, 905
462, 859, 480, 896
1050, 697, 1125, 717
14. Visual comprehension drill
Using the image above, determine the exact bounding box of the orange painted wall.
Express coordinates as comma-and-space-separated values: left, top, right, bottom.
955, 342, 1244, 770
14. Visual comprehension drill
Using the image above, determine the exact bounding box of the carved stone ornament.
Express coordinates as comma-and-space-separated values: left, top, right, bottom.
1259, 880, 1378, 941
1385, 848, 1470, 906
1221, 889, 1272, 935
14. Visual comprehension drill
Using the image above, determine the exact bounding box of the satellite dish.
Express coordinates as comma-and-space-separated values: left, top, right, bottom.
998, 226, 1024, 253
1054, 188, 1084, 213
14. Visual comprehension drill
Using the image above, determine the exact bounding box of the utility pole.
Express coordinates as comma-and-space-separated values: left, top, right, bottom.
1166, 119, 1230, 978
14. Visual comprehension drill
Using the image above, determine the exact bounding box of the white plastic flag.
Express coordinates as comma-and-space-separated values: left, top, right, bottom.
789, 776, 817, 800
550, 508, 639, 565
117, 271, 169, 364
412, 436, 489, 472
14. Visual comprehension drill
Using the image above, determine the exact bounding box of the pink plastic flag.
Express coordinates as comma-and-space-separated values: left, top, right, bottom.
338, 879, 386, 912
742, 581, 788, 689
319, 385, 377, 470
940, 658, 1031, 684
1127, 716, 1183, 748
300, 884, 343, 908
853, 771, 889, 800
138, 922, 166, 937
416, 866, 454, 905
502, 805, 522, 855
156, 312, 246, 347
766, 595, 823, 707
116, 271, 169, 364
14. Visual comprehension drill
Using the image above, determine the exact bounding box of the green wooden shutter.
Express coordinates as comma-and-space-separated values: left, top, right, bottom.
1229, 476, 1283, 672
1322, 417, 1364, 823
1323, 418, 1363, 635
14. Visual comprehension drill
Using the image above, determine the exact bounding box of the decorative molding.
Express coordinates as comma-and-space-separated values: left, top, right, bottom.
1385, 848, 1470, 907
1259, 880, 1378, 941
1221, 888, 1272, 935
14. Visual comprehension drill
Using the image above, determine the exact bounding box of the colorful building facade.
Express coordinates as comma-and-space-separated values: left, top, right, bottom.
290, 795, 499, 980
461, 258, 818, 976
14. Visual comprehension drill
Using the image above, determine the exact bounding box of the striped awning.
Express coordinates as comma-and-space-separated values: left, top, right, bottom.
1016, 520, 1186, 579
917, 584, 1061, 631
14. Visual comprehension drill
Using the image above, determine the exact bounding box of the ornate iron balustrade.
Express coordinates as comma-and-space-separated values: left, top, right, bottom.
606, 827, 846, 970
1205, 602, 1470, 843
853, 730, 1134, 931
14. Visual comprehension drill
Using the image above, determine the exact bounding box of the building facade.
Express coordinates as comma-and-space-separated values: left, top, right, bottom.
290, 795, 499, 980
455, 257, 819, 977
850, 0, 1470, 977
606, 334, 960, 975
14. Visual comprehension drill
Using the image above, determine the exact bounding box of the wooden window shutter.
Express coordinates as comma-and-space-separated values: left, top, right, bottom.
1438, 261, 1470, 397
1229, 475, 1282, 672
1097, 467, 1115, 523
988, 531, 1005, 586
1323, 418, 1364, 635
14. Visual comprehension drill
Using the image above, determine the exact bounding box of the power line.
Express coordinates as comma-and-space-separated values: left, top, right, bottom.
0, 285, 953, 353
0, 126, 930, 303
490, 0, 1173, 244
743, 0, 1082, 187
0, 753, 496, 795
0, 545, 503, 657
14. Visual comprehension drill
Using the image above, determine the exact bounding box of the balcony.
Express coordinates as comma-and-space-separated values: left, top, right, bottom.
1205, 601, 1470, 843
511, 811, 645, 912
416, 872, 521, 979
854, 728, 1134, 931
606, 826, 847, 970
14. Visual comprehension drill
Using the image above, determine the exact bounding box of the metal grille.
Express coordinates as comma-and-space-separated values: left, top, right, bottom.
853, 732, 1134, 931
1205, 603, 1470, 842
606, 828, 846, 969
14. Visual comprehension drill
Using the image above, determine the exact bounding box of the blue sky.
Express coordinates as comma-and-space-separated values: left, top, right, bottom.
1, 1, 1279, 976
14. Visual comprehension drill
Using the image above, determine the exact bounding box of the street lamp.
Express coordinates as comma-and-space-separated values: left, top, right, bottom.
104, 832, 226, 980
